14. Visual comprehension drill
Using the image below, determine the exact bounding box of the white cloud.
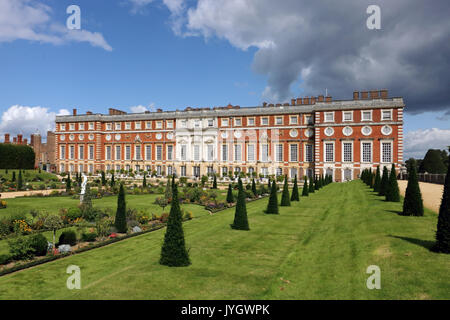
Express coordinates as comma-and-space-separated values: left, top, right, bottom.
0, 105, 70, 142
0, 0, 112, 51
404, 128, 450, 159
129, 103, 156, 113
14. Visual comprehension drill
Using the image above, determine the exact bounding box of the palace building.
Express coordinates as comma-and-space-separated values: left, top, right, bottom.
54, 89, 404, 181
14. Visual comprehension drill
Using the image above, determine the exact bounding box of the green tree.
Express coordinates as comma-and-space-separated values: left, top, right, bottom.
17, 170, 23, 190
165, 178, 172, 201
110, 172, 115, 188
143, 174, 147, 188
251, 178, 257, 196
291, 175, 300, 201
379, 166, 389, 196
385, 164, 400, 202
302, 177, 309, 196
231, 178, 250, 230
265, 178, 279, 214
402, 161, 424, 216
114, 183, 127, 233
101, 171, 106, 186
433, 153, 450, 253
226, 184, 234, 203
65, 172, 71, 192
309, 176, 315, 193
44, 215, 64, 250
373, 166, 381, 192
212, 175, 217, 189
280, 175, 291, 206
12, 171, 16, 182
419, 149, 446, 174
314, 177, 319, 190
160, 182, 191, 266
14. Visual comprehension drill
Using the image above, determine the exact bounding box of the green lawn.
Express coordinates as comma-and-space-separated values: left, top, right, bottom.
0, 180, 448, 299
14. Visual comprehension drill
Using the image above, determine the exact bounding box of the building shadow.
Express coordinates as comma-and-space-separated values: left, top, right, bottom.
389, 235, 435, 250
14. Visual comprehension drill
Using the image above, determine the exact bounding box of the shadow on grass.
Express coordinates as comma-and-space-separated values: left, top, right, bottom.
389, 235, 435, 250
386, 210, 403, 215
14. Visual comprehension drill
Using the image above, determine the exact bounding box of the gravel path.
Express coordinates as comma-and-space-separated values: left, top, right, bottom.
0, 189, 65, 199
398, 181, 443, 213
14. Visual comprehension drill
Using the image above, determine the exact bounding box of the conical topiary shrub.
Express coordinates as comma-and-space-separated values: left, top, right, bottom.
314, 177, 319, 190
231, 178, 250, 230
226, 183, 234, 203
386, 164, 400, 202
160, 182, 191, 266
251, 178, 257, 196
65, 172, 70, 192
18, 170, 23, 191
280, 175, 291, 206
373, 166, 381, 192
114, 183, 127, 233
291, 175, 300, 201
309, 176, 315, 193
433, 153, 450, 253
265, 178, 279, 214
379, 166, 389, 196
143, 174, 147, 188
402, 161, 423, 216
302, 176, 309, 196
212, 175, 217, 189
110, 172, 115, 188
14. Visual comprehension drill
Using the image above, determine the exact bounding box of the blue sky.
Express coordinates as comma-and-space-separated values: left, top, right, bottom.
0, 0, 449, 159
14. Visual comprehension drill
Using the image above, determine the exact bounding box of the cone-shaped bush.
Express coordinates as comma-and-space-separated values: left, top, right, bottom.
280, 175, 291, 206
267, 179, 271, 191
314, 177, 319, 190
143, 174, 147, 188
114, 183, 127, 233
368, 170, 374, 188
302, 177, 309, 196
433, 154, 450, 253
386, 164, 400, 202
160, 182, 191, 266
266, 178, 279, 214
373, 166, 381, 192
212, 175, 217, 189
402, 161, 423, 216
101, 171, 106, 186
251, 178, 257, 196
291, 175, 300, 201
309, 176, 315, 193
379, 166, 389, 196
110, 173, 115, 188
12, 171, 16, 182
231, 178, 250, 230
18, 170, 23, 190
226, 183, 234, 203
65, 172, 70, 192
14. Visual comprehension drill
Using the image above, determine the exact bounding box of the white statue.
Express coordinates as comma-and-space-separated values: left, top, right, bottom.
80, 173, 88, 203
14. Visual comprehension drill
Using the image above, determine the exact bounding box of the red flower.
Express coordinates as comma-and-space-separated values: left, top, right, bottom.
109, 233, 117, 238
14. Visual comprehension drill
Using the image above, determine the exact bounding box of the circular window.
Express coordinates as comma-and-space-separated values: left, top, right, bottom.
78, 134, 84, 141
105, 134, 111, 141
221, 131, 228, 139
324, 127, 334, 137
115, 134, 121, 141
362, 126, 372, 136
156, 133, 162, 140
289, 129, 298, 138
167, 133, 174, 140
304, 128, 314, 138
342, 126, 353, 136
60, 134, 65, 141
88, 134, 94, 141
381, 125, 392, 135
69, 134, 75, 141
234, 131, 242, 138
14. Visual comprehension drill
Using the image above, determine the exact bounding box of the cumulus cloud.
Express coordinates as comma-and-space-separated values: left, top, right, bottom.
0, 0, 112, 51
154, 0, 450, 113
0, 105, 69, 142
129, 103, 156, 113
404, 128, 450, 159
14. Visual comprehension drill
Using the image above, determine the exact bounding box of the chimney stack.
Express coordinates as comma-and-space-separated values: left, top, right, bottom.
303, 97, 310, 105
23, 138, 28, 145
370, 90, 379, 99
310, 97, 316, 105
13, 137, 17, 144
291, 99, 296, 106
353, 91, 359, 100
317, 95, 324, 102
296, 98, 302, 105
17, 134, 23, 144
73, 108, 77, 116
325, 96, 332, 102
380, 89, 388, 99
361, 91, 369, 99
4, 133, 10, 144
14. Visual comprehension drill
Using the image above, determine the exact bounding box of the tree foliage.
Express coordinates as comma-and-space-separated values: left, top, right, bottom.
434, 153, 450, 253
114, 183, 127, 233
280, 175, 291, 206
402, 161, 424, 216
0, 144, 35, 169
266, 179, 279, 214
231, 178, 250, 230
291, 175, 300, 201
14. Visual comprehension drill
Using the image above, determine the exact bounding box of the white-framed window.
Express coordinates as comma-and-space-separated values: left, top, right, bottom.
115, 122, 121, 130
325, 142, 334, 162
167, 166, 173, 176
135, 122, 141, 130
106, 123, 112, 130
180, 120, 187, 128
115, 145, 121, 160
135, 145, 142, 160
89, 145, 94, 160
261, 167, 269, 177
305, 144, 313, 162
342, 142, 353, 162
361, 141, 372, 163
222, 144, 228, 161
88, 164, 94, 174
234, 144, 242, 161
361, 110, 372, 121
221, 167, 228, 176
276, 168, 283, 176
116, 165, 121, 172
79, 164, 83, 173
221, 118, 229, 127
88, 122, 94, 130
125, 122, 131, 130
207, 119, 214, 127
324, 112, 334, 122
261, 117, 269, 126
289, 116, 298, 125
60, 124, 66, 131
290, 168, 297, 178
106, 146, 112, 160
261, 143, 269, 162
180, 165, 186, 177
207, 145, 214, 161
305, 115, 313, 125
125, 146, 131, 160
69, 145, 75, 160
79, 145, 84, 160
180, 145, 187, 161
247, 144, 255, 162
193, 145, 200, 161
156, 145, 162, 161
275, 116, 283, 125
69, 123, 75, 131
156, 121, 163, 129
290, 144, 298, 162
275, 144, 283, 162
78, 123, 84, 130
167, 145, 173, 160
145, 121, 151, 129
145, 145, 151, 160
166, 120, 174, 129
247, 117, 255, 126
343, 111, 353, 122
60, 164, 65, 172
381, 109, 393, 121
234, 118, 242, 126
381, 141, 393, 163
